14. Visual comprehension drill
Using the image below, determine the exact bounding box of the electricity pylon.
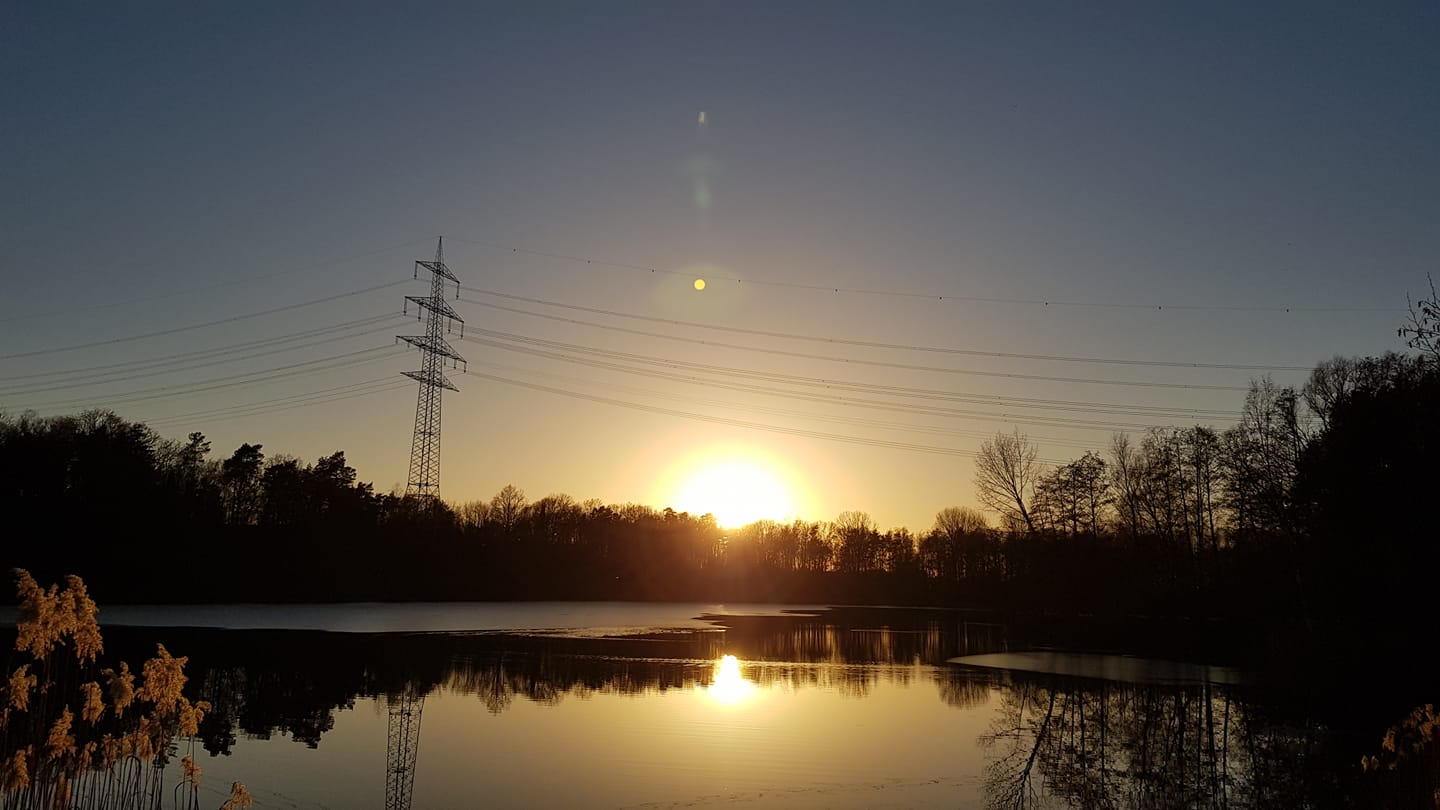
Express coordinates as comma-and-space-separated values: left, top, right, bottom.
399, 236, 465, 501
386, 237, 460, 809
385, 686, 425, 810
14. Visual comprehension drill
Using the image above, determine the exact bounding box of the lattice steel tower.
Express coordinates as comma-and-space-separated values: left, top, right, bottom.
399, 236, 465, 501
385, 686, 425, 810
386, 237, 460, 809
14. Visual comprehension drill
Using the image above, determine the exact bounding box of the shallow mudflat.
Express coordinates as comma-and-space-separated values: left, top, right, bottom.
950, 650, 1246, 685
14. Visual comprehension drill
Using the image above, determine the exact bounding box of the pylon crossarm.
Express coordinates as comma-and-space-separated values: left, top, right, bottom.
415, 259, 459, 284
397, 335, 465, 363
404, 295, 464, 324
402, 370, 458, 392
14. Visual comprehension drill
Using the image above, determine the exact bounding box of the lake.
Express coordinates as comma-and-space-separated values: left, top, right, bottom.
4, 602, 1396, 808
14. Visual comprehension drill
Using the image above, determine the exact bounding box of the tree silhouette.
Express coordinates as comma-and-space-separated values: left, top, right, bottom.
1033, 451, 1109, 537
975, 430, 1041, 534
488, 484, 527, 534
220, 443, 264, 526
921, 507, 993, 584
1398, 273, 1439, 361
1301, 356, 1359, 429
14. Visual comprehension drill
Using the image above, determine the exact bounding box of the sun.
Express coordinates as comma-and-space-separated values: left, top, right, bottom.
669, 457, 798, 529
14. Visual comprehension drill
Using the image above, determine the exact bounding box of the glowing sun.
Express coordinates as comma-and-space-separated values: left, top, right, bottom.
670, 458, 797, 529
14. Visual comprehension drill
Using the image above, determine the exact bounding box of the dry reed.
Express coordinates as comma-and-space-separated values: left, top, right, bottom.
1, 570, 245, 810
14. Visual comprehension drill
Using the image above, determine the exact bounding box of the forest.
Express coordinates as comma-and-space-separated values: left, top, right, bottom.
2, 295, 1437, 660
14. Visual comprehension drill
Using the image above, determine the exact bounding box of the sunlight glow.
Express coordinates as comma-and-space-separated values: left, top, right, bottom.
706, 654, 755, 705
694, 278, 706, 291
670, 457, 798, 528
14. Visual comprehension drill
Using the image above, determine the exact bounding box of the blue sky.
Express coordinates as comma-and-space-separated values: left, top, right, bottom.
3, 2, 1437, 529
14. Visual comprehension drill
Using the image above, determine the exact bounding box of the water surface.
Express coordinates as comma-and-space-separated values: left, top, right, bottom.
67, 603, 1360, 809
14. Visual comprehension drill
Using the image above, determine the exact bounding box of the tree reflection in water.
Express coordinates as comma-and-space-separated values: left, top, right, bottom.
78, 610, 1382, 808
101, 611, 1009, 755
969, 668, 1329, 809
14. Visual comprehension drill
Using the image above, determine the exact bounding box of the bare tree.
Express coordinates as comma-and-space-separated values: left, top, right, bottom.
832, 510, 880, 573
488, 483, 527, 533
454, 499, 491, 530
1399, 273, 1439, 361
974, 430, 1040, 533
927, 506, 993, 582
526, 493, 582, 545
1301, 356, 1358, 429
1183, 426, 1222, 554
1221, 378, 1303, 541
1033, 451, 1110, 536
1109, 432, 1144, 539
933, 505, 989, 536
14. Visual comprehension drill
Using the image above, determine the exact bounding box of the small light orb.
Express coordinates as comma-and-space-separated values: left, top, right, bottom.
694, 278, 706, 291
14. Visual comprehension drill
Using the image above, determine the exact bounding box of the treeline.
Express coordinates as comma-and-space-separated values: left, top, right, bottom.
916, 350, 1438, 649
2, 326, 1437, 643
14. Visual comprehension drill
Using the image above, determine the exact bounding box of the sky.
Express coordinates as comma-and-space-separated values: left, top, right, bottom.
2, 2, 1437, 531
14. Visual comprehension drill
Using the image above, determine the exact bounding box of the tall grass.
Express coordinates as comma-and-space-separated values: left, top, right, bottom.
1, 570, 251, 810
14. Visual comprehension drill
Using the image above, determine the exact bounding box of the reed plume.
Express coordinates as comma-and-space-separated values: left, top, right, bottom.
1, 570, 247, 810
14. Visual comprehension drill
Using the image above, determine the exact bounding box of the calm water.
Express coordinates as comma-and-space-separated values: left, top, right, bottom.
60, 603, 1367, 809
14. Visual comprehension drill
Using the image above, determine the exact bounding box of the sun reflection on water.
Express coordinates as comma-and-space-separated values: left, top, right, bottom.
706, 654, 756, 706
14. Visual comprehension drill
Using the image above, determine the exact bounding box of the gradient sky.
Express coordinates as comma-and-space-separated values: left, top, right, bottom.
3, 2, 1437, 531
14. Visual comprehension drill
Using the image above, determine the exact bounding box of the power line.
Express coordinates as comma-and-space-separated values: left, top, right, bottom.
0, 279, 412, 362
456, 320, 1243, 418
143, 376, 399, 422
454, 332, 1246, 420
10, 346, 405, 413
461, 335, 1204, 434
0, 319, 404, 396
146, 385, 409, 429
144, 378, 412, 429
462, 324, 1250, 392
463, 335, 1238, 417
448, 236, 1404, 314
0, 313, 404, 385
468, 359, 1107, 451
463, 368, 1068, 461
0, 237, 432, 325
460, 287, 1312, 372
